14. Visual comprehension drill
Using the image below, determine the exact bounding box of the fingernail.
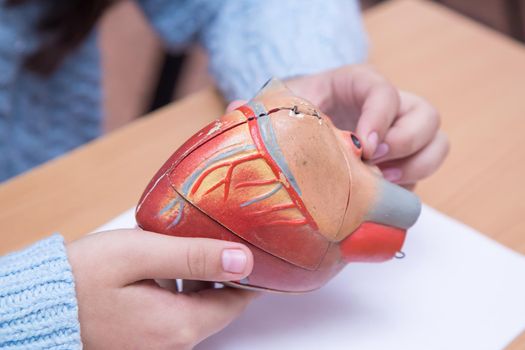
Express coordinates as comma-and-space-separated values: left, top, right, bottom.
368, 131, 379, 152
368, 131, 378, 147
222, 249, 247, 274
372, 143, 389, 160
382, 168, 402, 182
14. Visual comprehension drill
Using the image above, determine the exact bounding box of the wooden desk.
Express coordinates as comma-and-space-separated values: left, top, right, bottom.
1, 0, 524, 347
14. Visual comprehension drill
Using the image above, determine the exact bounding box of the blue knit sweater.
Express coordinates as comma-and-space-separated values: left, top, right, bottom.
0, 0, 366, 348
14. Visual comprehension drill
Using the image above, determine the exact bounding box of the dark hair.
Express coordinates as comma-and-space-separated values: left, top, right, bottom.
6, 0, 116, 76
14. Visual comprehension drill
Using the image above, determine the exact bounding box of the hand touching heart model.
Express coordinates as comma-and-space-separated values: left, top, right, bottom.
136, 79, 421, 293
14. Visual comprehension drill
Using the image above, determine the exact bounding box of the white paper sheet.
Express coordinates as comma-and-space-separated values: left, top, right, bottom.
96, 205, 525, 350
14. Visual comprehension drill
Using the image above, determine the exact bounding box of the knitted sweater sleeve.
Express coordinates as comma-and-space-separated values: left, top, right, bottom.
201, 0, 368, 100
0, 234, 81, 349
138, 0, 367, 101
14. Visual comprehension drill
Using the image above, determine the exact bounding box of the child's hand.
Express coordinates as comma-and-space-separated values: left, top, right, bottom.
67, 229, 257, 349
286, 65, 449, 187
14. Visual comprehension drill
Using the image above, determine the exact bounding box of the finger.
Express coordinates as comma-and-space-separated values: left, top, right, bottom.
115, 230, 254, 284
353, 77, 401, 159
226, 100, 247, 112
379, 131, 449, 184
371, 91, 440, 163
182, 287, 260, 343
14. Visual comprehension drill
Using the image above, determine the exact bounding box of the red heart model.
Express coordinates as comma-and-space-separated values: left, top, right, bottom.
136, 79, 421, 293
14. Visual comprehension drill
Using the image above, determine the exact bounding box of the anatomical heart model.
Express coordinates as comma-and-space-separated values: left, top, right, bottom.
136, 79, 421, 293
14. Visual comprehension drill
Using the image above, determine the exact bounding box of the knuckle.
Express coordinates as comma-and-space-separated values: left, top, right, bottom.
140, 318, 179, 349
391, 133, 418, 157
150, 299, 198, 349
417, 97, 441, 129
417, 138, 449, 179
353, 65, 383, 84
174, 323, 200, 349
186, 243, 208, 279
152, 330, 174, 348
438, 131, 451, 158
351, 64, 371, 75
418, 158, 436, 179
404, 163, 430, 183
386, 84, 400, 99
402, 135, 419, 156
384, 85, 401, 110
428, 105, 441, 129
158, 329, 195, 350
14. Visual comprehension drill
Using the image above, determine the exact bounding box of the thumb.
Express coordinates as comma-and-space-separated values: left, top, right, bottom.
114, 230, 254, 284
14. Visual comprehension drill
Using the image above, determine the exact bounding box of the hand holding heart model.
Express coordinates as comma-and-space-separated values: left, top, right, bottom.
135, 79, 421, 293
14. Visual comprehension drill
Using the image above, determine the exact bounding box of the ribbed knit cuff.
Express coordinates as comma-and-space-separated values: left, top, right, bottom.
0, 234, 81, 349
